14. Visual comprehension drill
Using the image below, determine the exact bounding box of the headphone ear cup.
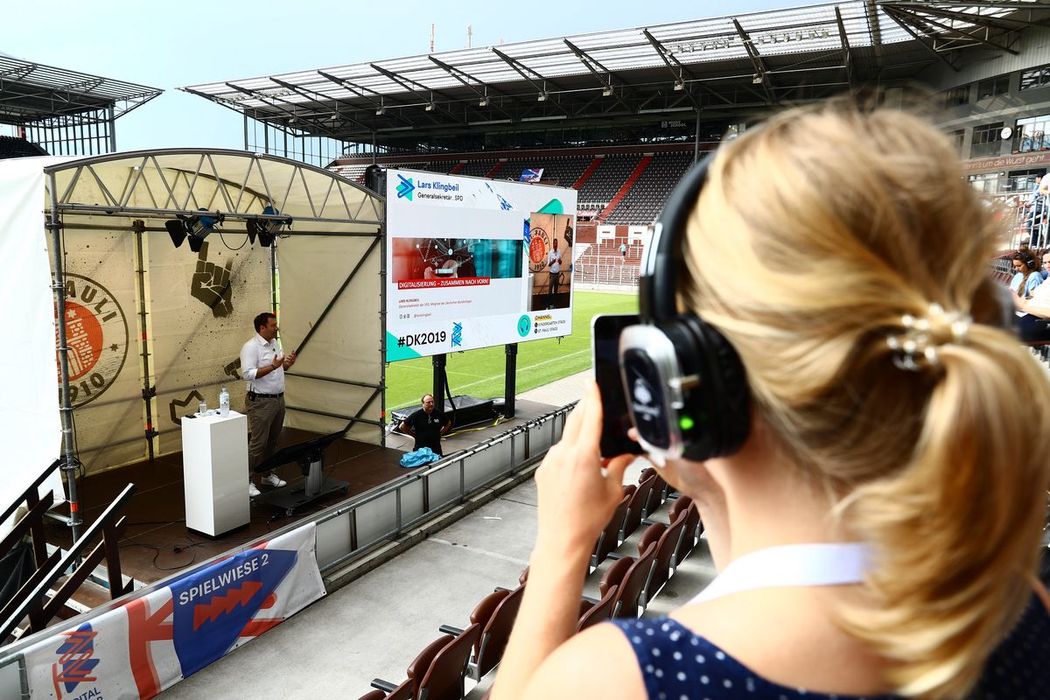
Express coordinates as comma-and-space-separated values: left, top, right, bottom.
661, 315, 751, 460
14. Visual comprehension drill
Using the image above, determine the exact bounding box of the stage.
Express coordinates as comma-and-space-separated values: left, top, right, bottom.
43, 398, 558, 602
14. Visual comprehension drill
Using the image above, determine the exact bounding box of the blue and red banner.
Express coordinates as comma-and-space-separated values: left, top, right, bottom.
20, 523, 325, 699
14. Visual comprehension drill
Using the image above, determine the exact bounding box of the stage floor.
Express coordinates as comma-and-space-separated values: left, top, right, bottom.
44, 398, 557, 595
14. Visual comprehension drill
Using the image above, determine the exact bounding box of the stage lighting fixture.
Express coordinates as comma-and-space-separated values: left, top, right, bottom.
376, 106, 386, 116
602, 86, 613, 97
246, 205, 292, 247
425, 102, 436, 112
165, 210, 224, 252
478, 97, 489, 107
752, 74, 765, 85
537, 92, 548, 102
673, 80, 685, 92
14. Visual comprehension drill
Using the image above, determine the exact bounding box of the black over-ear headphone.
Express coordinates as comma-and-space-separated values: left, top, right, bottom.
617, 153, 752, 464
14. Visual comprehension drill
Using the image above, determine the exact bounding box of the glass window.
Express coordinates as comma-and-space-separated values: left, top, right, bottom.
1005, 169, 1045, 193
1020, 65, 1050, 91
1016, 114, 1050, 153
943, 84, 970, 107
970, 122, 1004, 159
977, 75, 1010, 100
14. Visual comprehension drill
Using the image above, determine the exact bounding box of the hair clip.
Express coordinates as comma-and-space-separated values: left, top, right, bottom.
887, 303, 972, 371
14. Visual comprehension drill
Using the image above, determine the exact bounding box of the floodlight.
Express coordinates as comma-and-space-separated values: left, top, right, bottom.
478, 97, 489, 107
602, 86, 613, 97
752, 74, 764, 85
425, 102, 436, 112
537, 92, 548, 102
376, 106, 386, 116
246, 205, 292, 247
673, 80, 685, 92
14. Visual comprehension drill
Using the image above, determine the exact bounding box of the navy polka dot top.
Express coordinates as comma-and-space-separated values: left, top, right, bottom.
612, 595, 1050, 700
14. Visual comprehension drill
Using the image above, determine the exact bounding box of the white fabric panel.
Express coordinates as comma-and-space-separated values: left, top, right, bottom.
278, 234, 384, 444
0, 158, 64, 516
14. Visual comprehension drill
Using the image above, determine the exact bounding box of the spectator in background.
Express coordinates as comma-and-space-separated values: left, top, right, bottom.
619, 241, 627, 260
1014, 251, 1050, 341
1026, 178, 1048, 245
1010, 248, 1043, 299
492, 102, 1050, 700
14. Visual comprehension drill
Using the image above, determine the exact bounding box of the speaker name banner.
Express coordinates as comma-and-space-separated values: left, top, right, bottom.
20, 522, 325, 700
385, 169, 577, 361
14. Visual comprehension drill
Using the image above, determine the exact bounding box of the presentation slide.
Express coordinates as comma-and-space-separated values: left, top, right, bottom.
386, 169, 577, 361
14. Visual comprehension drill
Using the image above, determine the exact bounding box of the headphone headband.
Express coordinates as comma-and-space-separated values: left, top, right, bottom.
640, 153, 713, 323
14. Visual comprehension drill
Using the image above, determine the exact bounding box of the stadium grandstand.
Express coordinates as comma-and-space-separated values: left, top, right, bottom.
186, 1, 1050, 290
0, 51, 161, 157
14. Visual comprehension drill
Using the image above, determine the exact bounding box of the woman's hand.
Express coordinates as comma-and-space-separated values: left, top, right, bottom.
533, 383, 634, 561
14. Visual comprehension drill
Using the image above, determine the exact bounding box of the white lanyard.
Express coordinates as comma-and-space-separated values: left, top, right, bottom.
689, 543, 871, 604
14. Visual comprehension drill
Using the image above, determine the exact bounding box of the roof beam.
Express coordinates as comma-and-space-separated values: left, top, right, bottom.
883, 4, 1019, 54
222, 83, 343, 139
881, 6, 959, 71
369, 63, 460, 121
890, 3, 1032, 31
490, 48, 550, 93
315, 71, 421, 127
269, 78, 373, 133
865, 0, 884, 76
641, 29, 711, 109
427, 56, 517, 120
562, 39, 635, 113
835, 7, 855, 90
0, 62, 38, 81
732, 19, 775, 105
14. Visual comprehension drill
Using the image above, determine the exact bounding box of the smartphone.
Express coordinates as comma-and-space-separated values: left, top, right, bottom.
592, 313, 645, 458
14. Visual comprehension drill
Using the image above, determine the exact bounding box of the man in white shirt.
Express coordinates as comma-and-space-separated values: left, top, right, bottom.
546, 238, 563, 297
240, 312, 296, 497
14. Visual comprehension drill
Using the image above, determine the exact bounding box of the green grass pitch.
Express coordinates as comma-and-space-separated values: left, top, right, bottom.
385, 290, 638, 410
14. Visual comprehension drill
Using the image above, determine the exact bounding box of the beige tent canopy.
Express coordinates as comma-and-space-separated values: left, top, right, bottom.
38, 149, 386, 484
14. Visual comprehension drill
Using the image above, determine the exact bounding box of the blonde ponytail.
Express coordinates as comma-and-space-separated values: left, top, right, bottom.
680, 101, 1050, 697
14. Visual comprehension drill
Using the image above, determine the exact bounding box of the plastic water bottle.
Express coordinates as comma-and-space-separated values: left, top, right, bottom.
219, 387, 230, 417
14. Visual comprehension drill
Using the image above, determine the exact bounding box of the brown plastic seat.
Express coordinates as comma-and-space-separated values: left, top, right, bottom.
591, 493, 630, 568
474, 585, 525, 677
370, 633, 453, 700
672, 500, 703, 566
357, 690, 387, 700
418, 623, 481, 700
469, 589, 510, 655
598, 555, 634, 599
642, 509, 688, 603
621, 475, 657, 538
638, 467, 666, 514
576, 584, 618, 633
612, 542, 657, 619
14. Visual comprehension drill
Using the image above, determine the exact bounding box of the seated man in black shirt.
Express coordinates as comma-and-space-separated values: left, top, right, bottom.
399, 394, 451, 456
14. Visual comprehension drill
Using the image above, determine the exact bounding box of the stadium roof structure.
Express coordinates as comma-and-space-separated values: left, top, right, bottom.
184, 1, 1049, 151
0, 54, 161, 125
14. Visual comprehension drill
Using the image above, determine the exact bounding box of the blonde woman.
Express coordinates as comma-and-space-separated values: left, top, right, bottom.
492, 104, 1050, 700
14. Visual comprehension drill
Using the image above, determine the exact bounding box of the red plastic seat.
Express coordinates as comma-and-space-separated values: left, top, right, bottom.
591, 493, 630, 568
642, 509, 688, 602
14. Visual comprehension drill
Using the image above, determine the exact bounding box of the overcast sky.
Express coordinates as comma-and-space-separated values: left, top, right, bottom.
3, 0, 803, 151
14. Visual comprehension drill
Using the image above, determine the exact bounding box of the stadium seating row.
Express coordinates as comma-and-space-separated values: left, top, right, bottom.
357, 468, 706, 700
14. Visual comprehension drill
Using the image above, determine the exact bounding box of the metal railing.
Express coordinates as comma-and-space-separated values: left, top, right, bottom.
0, 402, 572, 673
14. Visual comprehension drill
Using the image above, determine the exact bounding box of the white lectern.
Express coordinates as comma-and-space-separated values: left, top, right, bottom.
181, 411, 250, 537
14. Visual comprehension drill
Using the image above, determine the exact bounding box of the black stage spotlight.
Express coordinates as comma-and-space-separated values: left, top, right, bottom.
247, 205, 292, 247
165, 219, 188, 248
166, 210, 224, 252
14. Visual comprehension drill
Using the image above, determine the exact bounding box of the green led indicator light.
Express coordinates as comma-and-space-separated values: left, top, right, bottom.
679, 415, 695, 431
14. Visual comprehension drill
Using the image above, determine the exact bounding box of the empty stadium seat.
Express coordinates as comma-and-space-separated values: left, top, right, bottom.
611, 542, 657, 619
472, 585, 524, 678
639, 509, 688, 604
576, 584, 618, 633
417, 623, 481, 700
591, 492, 630, 569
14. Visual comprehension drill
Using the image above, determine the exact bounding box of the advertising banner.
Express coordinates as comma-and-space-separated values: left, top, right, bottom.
20, 523, 325, 699
385, 169, 578, 361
